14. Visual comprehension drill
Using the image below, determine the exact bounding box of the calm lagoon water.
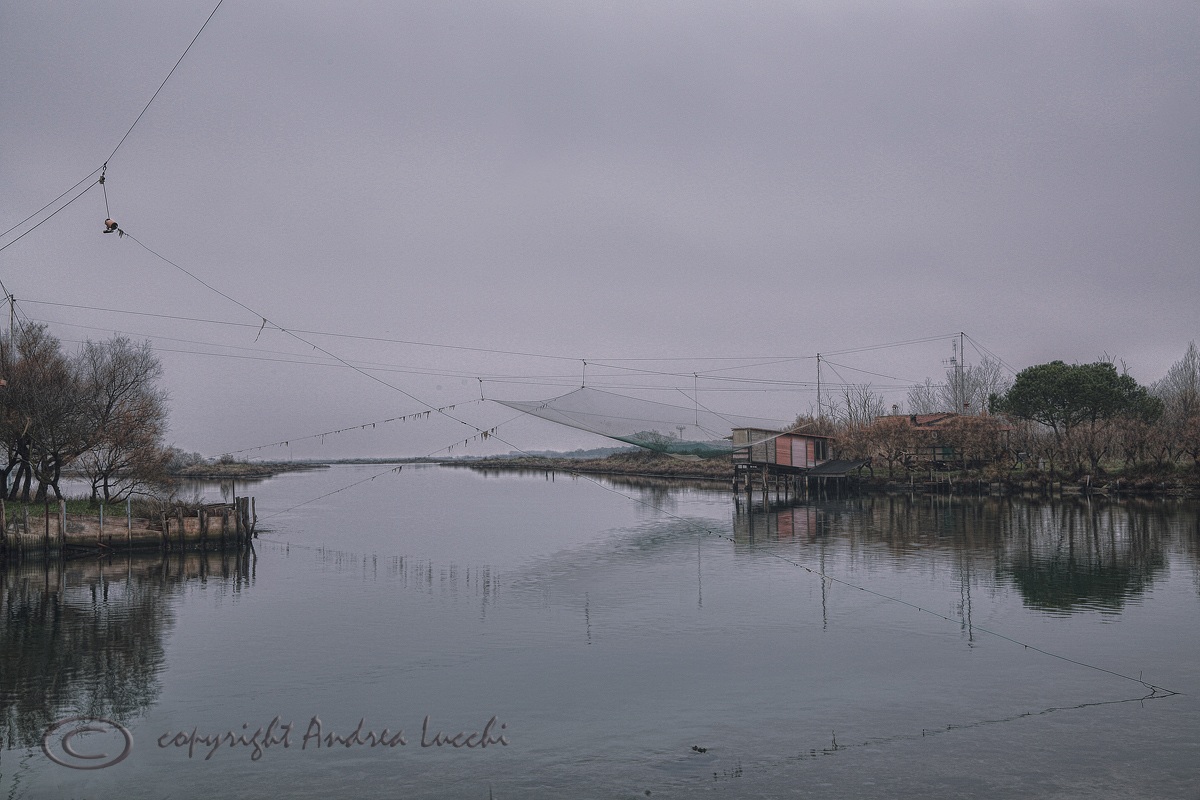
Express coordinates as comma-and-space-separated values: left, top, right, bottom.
2, 465, 1198, 798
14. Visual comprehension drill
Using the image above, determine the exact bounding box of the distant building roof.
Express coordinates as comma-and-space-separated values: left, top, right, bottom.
874, 413, 1013, 432
731, 426, 834, 440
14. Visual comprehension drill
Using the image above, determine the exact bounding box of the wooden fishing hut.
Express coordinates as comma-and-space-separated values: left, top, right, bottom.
733, 427, 824, 498
731, 427, 870, 504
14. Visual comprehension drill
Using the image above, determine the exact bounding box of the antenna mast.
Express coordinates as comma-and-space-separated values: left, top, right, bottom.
960, 331, 966, 412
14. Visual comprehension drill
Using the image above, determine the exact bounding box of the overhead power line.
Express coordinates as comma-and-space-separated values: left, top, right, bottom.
0, 168, 104, 242
0, 181, 98, 258
1, 1, 225, 261
105, 0, 226, 166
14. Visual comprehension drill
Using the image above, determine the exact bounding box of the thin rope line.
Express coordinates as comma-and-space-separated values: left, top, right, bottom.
117, 232, 553, 465
259, 411, 528, 518
0, 168, 103, 241
0, 182, 98, 256
20, 298, 583, 361
228, 399, 486, 456
105, 0, 226, 165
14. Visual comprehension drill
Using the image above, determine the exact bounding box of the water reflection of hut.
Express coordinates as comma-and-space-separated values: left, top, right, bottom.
733, 503, 818, 545
728, 495, 1180, 614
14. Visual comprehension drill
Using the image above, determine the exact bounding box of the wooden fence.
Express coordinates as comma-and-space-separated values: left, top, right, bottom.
0, 496, 256, 562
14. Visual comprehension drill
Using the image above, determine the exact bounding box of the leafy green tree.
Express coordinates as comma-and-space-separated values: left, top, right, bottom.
991, 361, 1161, 474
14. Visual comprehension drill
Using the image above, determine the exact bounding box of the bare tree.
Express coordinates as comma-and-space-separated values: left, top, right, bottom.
0, 327, 171, 502
906, 356, 1011, 416
2, 325, 90, 501
77, 338, 170, 502
939, 416, 1011, 473
1152, 342, 1200, 466
864, 416, 918, 477
906, 378, 943, 414
838, 383, 886, 429
789, 412, 838, 437
960, 356, 1011, 414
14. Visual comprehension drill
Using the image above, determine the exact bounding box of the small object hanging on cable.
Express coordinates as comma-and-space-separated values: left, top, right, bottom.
104, 218, 119, 234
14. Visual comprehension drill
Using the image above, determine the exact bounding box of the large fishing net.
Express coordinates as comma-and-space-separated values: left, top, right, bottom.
494, 387, 791, 456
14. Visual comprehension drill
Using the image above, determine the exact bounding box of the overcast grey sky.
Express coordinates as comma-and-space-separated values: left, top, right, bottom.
2, 1, 1197, 459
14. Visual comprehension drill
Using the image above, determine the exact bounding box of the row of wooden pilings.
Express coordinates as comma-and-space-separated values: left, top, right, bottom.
732, 465, 850, 509
0, 496, 257, 562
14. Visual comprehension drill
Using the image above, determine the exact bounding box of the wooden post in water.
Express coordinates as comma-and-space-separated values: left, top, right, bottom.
176, 505, 185, 549
161, 513, 169, 551
234, 496, 241, 543
0, 499, 6, 557
99, 503, 104, 543
59, 500, 67, 553
127, 499, 132, 548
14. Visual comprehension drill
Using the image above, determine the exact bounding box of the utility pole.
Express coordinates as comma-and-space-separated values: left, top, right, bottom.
816, 353, 822, 421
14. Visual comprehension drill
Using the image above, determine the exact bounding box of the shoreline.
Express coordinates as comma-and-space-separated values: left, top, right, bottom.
169, 462, 330, 480
160, 455, 1197, 498
446, 453, 732, 482
449, 455, 1198, 498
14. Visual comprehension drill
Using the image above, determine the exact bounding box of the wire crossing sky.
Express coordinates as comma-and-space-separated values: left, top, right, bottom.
1, 1, 1197, 458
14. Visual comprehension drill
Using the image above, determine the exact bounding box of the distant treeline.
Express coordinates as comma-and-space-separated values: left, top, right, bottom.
815, 345, 1200, 481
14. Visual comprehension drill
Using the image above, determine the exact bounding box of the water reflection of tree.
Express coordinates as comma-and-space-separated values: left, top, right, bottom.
0, 551, 253, 750
732, 495, 1194, 612
1000, 501, 1169, 612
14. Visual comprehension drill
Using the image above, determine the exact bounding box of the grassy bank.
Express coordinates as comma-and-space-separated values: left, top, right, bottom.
170, 461, 329, 480
454, 452, 1199, 497
457, 451, 733, 481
